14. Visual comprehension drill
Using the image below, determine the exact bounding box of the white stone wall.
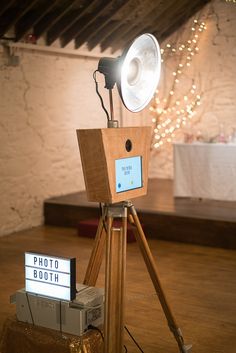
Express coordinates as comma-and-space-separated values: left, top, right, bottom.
0, 45, 123, 236
146, 0, 236, 178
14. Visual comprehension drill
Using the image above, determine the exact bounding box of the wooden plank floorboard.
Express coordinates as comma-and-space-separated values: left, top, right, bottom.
0, 226, 236, 353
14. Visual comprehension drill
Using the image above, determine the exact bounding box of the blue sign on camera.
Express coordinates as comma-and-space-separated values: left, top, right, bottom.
115, 156, 142, 193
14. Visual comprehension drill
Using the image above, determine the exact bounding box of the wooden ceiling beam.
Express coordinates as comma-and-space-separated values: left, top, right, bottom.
15, 0, 58, 41
87, 0, 142, 51
46, 0, 98, 46
0, 0, 16, 19
155, 0, 193, 38
0, 0, 38, 38
0, 0, 210, 52
75, 0, 128, 49
137, 0, 191, 41
87, 20, 120, 50
61, 0, 112, 48
34, 0, 79, 38
158, 0, 209, 41
100, 0, 172, 52
99, 22, 129, 52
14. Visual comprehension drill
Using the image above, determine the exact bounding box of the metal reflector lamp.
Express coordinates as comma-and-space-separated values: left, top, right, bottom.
98, 33, 161, 113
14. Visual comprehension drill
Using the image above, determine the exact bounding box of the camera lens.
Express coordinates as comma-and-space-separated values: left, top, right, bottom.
125, 139, 132, 152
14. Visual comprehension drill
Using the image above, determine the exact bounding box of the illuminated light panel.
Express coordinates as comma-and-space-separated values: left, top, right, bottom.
25, 252, 76, 301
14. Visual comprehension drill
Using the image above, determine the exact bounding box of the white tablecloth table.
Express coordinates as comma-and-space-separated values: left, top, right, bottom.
173, 143, 236, 201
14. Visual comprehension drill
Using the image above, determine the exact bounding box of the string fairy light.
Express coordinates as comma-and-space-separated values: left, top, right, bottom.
150, 19, 206, 150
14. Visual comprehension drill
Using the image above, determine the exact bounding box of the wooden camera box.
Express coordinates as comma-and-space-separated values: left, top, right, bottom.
77, 126, 151, 204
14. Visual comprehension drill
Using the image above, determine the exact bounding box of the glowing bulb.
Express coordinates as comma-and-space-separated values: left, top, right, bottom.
170, 90, 174, 95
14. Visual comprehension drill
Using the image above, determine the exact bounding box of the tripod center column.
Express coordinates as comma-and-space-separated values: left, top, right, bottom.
104, 203, 127, 353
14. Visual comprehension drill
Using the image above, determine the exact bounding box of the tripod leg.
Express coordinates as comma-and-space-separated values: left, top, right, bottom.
83, 217, 106, 286
128, 205, 192, 353
104, 215, 127, 353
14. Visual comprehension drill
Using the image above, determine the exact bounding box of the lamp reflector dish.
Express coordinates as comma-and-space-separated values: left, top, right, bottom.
119, 33, 161, 112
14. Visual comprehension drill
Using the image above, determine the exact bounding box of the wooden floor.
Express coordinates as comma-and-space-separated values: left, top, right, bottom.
0, 226, 236, 353
44, 179, 236, 249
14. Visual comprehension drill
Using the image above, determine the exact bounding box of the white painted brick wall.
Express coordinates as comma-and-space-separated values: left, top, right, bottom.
0, 47, 122, 236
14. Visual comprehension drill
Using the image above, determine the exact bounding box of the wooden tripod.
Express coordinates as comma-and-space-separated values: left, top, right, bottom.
83, 201, 192, 353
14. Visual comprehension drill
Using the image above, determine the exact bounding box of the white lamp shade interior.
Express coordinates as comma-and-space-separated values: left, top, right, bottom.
119, 33, 161, 113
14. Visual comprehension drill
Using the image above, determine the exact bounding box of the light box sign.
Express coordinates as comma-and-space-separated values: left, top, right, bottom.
25, 252, 76, 301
